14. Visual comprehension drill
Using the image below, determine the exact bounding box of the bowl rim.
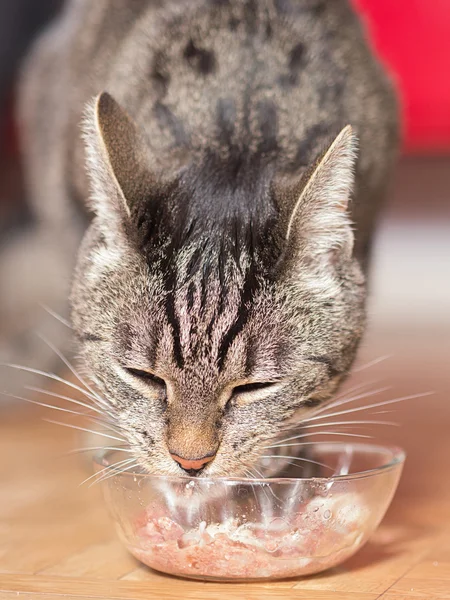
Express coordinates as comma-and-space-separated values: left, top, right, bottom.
93, 441, 406, 484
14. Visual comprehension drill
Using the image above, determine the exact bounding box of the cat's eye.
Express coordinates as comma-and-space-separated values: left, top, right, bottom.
125, 368, 166, 388
226, 381, 279, 409
232, 381, 278, 395
225, 381, 279, 408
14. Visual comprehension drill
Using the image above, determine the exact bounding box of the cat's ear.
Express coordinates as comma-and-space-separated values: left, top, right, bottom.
83, 91, 154, 227
275, 125, 357, 271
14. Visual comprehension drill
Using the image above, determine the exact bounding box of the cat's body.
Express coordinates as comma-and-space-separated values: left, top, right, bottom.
20, 0, 397, 260
10, 0, 399, 476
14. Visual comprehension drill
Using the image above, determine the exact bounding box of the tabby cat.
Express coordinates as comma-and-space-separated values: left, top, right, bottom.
14, 0, 398, 476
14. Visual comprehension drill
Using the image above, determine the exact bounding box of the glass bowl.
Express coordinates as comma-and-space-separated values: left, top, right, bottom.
93, 442, 405, 581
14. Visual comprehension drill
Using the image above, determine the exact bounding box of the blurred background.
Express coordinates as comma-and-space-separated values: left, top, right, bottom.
0, 2, 448, 445
0, 1, 448, 590
1, 0, 449, 329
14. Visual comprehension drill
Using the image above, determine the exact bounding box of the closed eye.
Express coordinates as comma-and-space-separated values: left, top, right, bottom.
125, 368, 166, 388
232, 381, 279, 395
227, 381, 280, 409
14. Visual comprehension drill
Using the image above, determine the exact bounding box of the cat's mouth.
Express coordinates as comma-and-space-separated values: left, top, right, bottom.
168, 450, 217, 476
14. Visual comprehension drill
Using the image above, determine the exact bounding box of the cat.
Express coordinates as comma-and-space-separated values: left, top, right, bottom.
13, 0, 399, 476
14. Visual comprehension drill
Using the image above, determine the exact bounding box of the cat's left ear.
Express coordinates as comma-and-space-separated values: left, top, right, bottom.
83, 91, 154, 228
274, 125, 357, 269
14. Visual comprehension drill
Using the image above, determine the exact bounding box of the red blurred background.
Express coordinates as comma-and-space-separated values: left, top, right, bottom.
353, 0, 450, 154
3, 1, 450, 159
2, 0, 449, 250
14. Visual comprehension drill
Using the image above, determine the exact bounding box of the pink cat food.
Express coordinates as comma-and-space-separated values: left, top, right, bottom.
129, 493, 369, 580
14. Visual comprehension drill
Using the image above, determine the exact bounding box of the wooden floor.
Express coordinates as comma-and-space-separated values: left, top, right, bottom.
0, 327, 449, 599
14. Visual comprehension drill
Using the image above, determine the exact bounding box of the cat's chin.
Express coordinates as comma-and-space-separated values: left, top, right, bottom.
134, 458, 240, 479
140, 460, 255, 480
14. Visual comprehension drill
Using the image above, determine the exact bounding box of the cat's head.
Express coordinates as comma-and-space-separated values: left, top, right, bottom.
71, 92, 366, 476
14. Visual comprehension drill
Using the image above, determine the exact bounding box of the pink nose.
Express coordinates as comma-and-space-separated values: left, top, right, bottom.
170, 452, 215, 472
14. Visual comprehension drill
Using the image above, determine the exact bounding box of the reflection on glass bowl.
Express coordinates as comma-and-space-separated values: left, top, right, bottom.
94, 442, 405, 581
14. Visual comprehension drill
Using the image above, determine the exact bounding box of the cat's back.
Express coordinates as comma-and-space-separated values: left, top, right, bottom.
67, 0, 397, 168
20, 0, 398, 253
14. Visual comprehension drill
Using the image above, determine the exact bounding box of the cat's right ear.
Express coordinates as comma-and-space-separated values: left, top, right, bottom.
83, 91, 154, 230
273, 125, 357, 273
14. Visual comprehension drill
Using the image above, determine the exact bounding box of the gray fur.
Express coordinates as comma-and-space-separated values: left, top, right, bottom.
17, 0, 399, 476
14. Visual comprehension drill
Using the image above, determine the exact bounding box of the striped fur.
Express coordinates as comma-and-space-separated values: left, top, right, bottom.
19, 0, 399, 476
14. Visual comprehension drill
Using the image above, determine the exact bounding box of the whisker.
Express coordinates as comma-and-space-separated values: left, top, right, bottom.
252, 466, 283, 500
352, 355, 391, 373
310, 386, 392, 417
243, 468, 257, 480
25, 386, 105, 416
4, 388, 124, 440
43, 418, 127, 443
65, 446, 133, 456
243, 469, 261, 506
245, 465, 273, 504
92, 459, 141, 486
21, 386, 121, 436
80, 457, 134, 486
91, 460, 139, 486
266, 431, 373, 449
249, 465, 266, 480
91, 460, 138, 485
1, 391, 85, 417
303, 391, 434, 423
331, 379, 380, 402
0, 363, 101, 405
302, 419, 399, 429
270, 421, 394, 447
250, 465, 284, 501
40, 304, 72, 329
36, 333, 108, 409
81, 459, 131, 486
261, 454, 332, 471
237, 454, 257, 479
81, 414, 126, 436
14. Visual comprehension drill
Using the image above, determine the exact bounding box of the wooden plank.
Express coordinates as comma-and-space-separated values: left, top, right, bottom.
292, 524, 436, 595
121, 565, 297, 588
402, 560, 450, 581
0, 573, 377, 600
385, 584, 450, 598
0, 574, 380, 600
386, 560, 450, 598
0, 508, 110, 574
428, 538, 450, 562
0, 595, 138, 600
382, 597, 425, 600
1, 327, 450, 598
40, 541, 139, 579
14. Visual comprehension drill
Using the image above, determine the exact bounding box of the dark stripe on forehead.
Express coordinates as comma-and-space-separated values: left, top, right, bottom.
244, 342, 257, 377
117, 322, 160, 368
217, 265, 260, 371
163, 265, 185, 369
186, 282, 195, 311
